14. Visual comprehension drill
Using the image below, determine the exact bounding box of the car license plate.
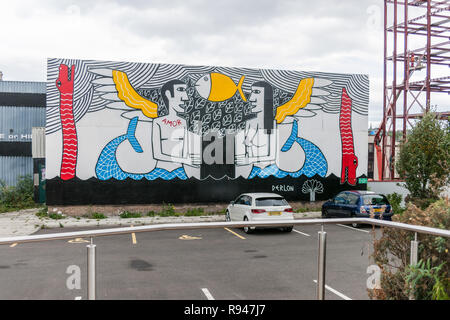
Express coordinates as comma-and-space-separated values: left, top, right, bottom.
268, 211, 282, 216
374, 208, 383, 213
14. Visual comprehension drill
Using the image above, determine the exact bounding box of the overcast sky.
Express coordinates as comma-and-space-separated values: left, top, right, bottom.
0, 0, 417, 127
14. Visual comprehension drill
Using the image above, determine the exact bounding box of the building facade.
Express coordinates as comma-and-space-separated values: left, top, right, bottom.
46, 58, 369, 205
0, 80, 46, 186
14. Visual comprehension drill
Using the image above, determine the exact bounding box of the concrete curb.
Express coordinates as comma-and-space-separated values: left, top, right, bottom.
0, 208, 322, 237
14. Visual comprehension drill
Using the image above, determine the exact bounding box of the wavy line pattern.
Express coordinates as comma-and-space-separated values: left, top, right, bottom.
113, 71, 158, 118
340, 88, 354, 156
47, 58, 369, 137
47, 58, 159, 134
275, 78, 314, 123
260, 69, 368, 115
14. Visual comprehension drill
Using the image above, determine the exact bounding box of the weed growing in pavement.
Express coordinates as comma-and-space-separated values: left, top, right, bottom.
159, 203, 176, 217
36, 207, 65, 219
48, 213, 65, 220
185, 208, 205, 216
146, 211, 157, 217
91, 212, 107, 219
36, 206, 49, 218
119, 211, 142, 219
294, 206, 321, 213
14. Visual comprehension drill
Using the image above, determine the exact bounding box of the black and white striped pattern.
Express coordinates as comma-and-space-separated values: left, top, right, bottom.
46, 58, 369, 135
260, 69, 369, 115
47, 58, 159, 134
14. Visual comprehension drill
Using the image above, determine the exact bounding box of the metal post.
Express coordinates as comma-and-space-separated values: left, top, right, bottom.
391, 0, 398, 179
403, 0, 408, 142
426, 0, 431, 111
316, 228, 327, 300
410, 232, 419, 266
382, 0, 387, 180
87, 237, 96, 300
409, 233, 419, 300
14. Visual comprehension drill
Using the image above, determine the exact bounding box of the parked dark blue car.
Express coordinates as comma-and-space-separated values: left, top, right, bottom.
321, 191, 393, 228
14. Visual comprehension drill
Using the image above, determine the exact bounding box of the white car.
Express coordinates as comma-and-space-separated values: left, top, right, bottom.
225, 193, 295, 233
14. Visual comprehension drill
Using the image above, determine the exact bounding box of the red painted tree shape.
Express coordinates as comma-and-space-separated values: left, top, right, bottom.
56, 64, 77, 180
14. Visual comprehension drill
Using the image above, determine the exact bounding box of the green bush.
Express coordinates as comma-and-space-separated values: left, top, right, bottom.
386, 192, 405, 215
0, 175, 35, 212
370, 199, 450, 300
406, 259, 449, 300
396, 112, 450, 203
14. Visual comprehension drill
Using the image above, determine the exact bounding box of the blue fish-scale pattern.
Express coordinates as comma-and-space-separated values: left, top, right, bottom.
249, 120, 328, 179
95, 118, 188, 181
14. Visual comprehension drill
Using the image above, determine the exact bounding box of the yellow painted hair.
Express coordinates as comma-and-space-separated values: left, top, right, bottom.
275, 78, 314, 123
112, 70, 158, 118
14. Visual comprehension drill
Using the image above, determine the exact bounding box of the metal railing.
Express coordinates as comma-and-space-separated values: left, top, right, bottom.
0, 217, 449, 300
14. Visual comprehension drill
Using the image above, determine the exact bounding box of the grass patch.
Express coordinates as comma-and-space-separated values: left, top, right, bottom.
211, 208, 226, 215
119, 211, 142, 219
184, 208, 205, 216
159, 203, 176, 217
36, 206, 65, 219
147, 206, 225, 217
48, 213, 65, 220
294, 206, 322, 213
91, 212, 107, 219
36, 206, 49, 218
146, 210, 157, 217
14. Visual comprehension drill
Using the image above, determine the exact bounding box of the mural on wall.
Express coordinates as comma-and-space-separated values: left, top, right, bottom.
46, 58, 369, 204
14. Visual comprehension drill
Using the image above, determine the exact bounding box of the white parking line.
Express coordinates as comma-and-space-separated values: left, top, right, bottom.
201, 288, 215, 300
313, 280, 352, 300
336, 224, 370, 233
293, 229, 310, 237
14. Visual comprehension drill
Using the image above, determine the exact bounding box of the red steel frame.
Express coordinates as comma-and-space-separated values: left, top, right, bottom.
375, 0, 450, 180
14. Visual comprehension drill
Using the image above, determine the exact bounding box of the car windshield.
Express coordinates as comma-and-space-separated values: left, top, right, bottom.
255, 197, 288, 207
362, 194, 389, 206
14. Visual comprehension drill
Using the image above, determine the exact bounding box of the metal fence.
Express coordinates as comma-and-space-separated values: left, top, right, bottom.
0, 218, 449, 300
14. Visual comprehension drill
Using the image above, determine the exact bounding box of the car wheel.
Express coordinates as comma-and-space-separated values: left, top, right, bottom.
322, 209, 328, 218
282, 226, 293, 232
225, 210, 231, 222
243, 216, 253, 234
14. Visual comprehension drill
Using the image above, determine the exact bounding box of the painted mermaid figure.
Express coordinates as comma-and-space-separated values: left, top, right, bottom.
235, 80, 328, 179
95, 79, 201, 180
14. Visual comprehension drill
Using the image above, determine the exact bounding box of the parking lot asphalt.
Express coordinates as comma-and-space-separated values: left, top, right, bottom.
0, 223, 380, 300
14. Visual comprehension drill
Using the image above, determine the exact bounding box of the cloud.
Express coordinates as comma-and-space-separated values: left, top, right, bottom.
0, 0, 387, 122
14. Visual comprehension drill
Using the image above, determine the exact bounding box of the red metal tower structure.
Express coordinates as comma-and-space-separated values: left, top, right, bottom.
375, 0, 450, 180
